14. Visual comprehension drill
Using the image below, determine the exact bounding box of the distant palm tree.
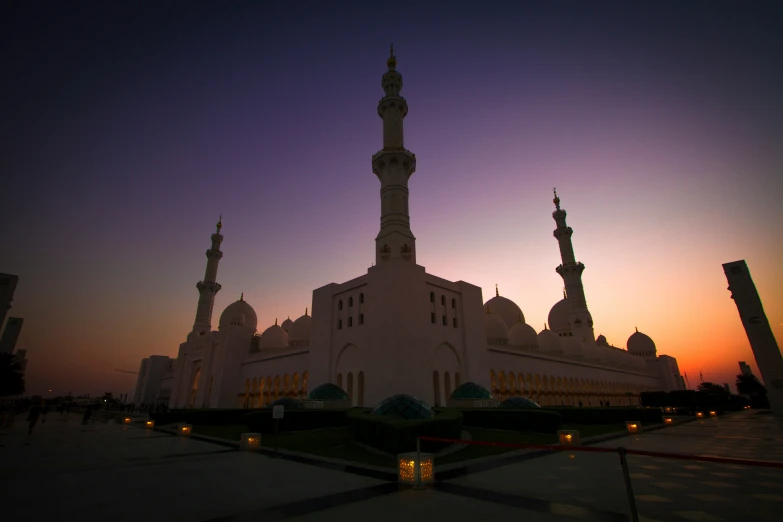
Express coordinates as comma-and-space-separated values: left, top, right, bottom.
696, 382, 728, 396
0, 353, 25, 397
736, 374, 766, 397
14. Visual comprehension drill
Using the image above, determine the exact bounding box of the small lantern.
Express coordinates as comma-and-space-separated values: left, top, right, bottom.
709, 410, 717, 417
663, 416, 674, 425
626, 421, 641, 434
145, 420, 155, 429
558, 430, 580, 446
241, 433, 261, 451
664, 407, 673, 413
123, 417, 132, 425
695, 411, 704, 418
179, 424, 192, 436
397, 452, 434, 485
744, 405, 751, 410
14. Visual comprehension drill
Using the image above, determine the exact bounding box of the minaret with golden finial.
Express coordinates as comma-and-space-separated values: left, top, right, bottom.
372, 45, 417, 265
190, 215, 224, 339
551, 190, 594, 342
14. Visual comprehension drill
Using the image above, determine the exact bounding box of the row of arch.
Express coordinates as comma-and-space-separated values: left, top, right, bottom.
336, 372, 365, 407
433, 370, 462, 406
240, 371, 309, 408
489, 369, 653, 406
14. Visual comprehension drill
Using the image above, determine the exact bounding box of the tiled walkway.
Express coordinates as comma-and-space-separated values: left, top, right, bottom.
1, 410, 781, 522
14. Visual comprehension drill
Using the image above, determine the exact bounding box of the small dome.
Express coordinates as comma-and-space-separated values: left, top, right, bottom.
509, 322, 538, 347
548, 299, 571, 334
308, 383, 349, 401
267, 397, 303, 410
258, 324, 288, 349
537, 327, 563, 354
450, 382, 493, 400
281, 317, 294, 332
561, 336, 584, 358
499, 396, 541, 409
484, 312, 509, 341
596, 334, 608, 346
371, 394, 432, 419
289, 313, 311, 340
627, 330, 656, 356
219, 298, 258, 329
483, 295, 524, 329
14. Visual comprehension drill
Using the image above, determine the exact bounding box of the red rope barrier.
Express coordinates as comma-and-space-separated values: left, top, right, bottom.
418, 435, 783, 469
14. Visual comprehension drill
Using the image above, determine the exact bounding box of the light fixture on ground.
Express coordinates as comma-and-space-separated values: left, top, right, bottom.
123, 417, 132, 424
558, 430, 580, 446
663, 407, 673, 413
145, 420, 155, 429
625, 421, 641, 434
397, 452, 434, 485
241, 433, 261, 451
663, 417, 674, 425
695, 411, 704, 418
179, 424, 192, 436
709, 410, 717, 417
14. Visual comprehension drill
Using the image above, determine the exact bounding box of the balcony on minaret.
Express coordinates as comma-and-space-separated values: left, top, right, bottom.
379, 244, 391, 262
401, 243, 412, 260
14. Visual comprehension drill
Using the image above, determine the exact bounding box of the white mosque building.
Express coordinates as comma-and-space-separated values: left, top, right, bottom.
133, 50, 685, 410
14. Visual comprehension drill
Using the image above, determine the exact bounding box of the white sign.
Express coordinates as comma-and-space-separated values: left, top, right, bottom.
273, 405, 285, 419
304, 400, 324, 410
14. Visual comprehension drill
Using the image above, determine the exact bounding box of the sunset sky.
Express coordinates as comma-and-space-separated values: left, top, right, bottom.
2, 1, 782, 398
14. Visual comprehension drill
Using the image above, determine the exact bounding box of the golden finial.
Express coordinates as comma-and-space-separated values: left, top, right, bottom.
240, 292, 244, 301
305, 307, 308, 316
544, 323, 548, 330
216, 214, 223, 231
387, 43, 397, 69
553, 188, 561, 210
635, 326, 638, 333
495, 284, 499, 297
563, 289, 567, 299
274, 318, 277, 326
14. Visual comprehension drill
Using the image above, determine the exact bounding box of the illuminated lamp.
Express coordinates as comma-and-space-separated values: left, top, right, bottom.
145, 420, 155, 429
626, 421, 641, 434
123, 417, 132, 425
397, 452, 434, 485
663, 417, 674, 426
241, 433, 261, 451
695, 411, 704, 418
179, 424, 193, 436
558, 430, 580, 446
663, 407, 673, 413
744, 405, 751, 410
709, 410, 717, 417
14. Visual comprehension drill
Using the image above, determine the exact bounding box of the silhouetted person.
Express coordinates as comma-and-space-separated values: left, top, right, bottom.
606, 400, 610, 407
27, 404, 42, 435
578, 401, 583, 408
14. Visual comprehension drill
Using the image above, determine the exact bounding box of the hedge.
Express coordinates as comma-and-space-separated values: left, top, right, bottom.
640, 390, 753, 413
459, 408, 562, 433
244, 409, 349, 433
150, 408, 262, 427
347, 407, 463, 454
543, 407, 662, 425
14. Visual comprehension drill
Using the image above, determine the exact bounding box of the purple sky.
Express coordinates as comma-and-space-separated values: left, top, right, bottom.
2, 1, 782, 397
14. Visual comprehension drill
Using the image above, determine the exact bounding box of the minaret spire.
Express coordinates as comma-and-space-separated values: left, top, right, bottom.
190, 217, 224, 339
372, 47, 417, 265
552, 191, 594, 342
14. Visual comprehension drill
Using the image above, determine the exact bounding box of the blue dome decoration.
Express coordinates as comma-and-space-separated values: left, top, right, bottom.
371, 394, 433, 419
450, 382, 493, 400
308, 383, 349, 401
268, 397, 303, 410
499, 396, 541, 409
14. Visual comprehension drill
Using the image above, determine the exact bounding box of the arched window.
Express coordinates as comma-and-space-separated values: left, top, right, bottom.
348, 297, 353, 307
338, 300, 343, 310
358, 371, 365, 407
451, 298, 456, 308
433, 371, 441, 406
347, 372, 354, 405
444, 371, 452, 399
430, 292, 434, 303
338, 319, 342, 329
453, 318, 458, 328
441, 295, 446, 306
360, 293, 364, 304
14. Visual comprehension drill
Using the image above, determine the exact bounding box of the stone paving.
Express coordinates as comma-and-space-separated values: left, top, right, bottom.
1, 410, 781, 522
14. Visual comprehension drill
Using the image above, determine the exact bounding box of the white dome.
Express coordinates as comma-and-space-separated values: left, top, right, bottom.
561, 336, 584, 358
596, 334, 608, 346
281, 317, 294, 332
508, 322, 538, 347
258, 324, 288, 348
537, 327, 563, 354
289, 313, 311, 340
484, 312, 508, 341
548, 299, 571, 334
627, 330, 656, 357
484, 295, 524, 329
219, 298, 258, 329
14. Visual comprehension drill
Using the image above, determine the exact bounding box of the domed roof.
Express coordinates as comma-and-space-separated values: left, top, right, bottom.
289, 311, 311, 340
537, 327, 563, 354
483, 293, 524, 329
308, 383, 349, 401
581, 341, 602, 361
484, 311, 508, 341
450, 382, 493, 400
596, 334, 608, 346
627, 329, 656, 355
561, 336, 584, 358
281, 317, 294, 332
371, 394, 433, 419
267, 397, 303, 410
548, 298, 571, 334
509, 321, 539, 347
258, 323, 288, 348
499, 396, 541, 409
219, 297, 258, 329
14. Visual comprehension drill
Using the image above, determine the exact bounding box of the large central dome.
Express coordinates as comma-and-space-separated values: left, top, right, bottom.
484, 294, 524, 329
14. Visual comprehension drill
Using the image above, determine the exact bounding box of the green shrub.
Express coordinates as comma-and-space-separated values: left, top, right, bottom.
544, 407, 662, 425
347, 407, 463, 454
459, 408, 561, 433
244, 409, 348, 433
151, 408, 261, 427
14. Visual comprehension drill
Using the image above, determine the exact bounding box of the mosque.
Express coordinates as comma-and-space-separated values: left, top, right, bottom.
133, 50, 685, 410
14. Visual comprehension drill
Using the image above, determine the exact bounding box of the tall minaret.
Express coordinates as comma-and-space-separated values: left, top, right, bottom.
552, 190, 595, 342
371, 45, 417, 265
190, 216, 223, 339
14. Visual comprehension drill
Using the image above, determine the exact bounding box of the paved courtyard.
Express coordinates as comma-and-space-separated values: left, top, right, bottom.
1, 410, 782, 522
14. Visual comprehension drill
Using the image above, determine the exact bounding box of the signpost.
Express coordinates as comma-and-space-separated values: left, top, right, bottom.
273, 405, 284, 456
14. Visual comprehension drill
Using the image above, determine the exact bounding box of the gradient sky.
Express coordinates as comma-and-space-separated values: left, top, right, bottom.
2, 1, 782, 398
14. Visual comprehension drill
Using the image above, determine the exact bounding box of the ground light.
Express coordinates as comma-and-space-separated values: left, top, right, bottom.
179, 424, 192, 436
145, 420, 155, 429
123, 417, 132, 424
695, 411, 704, 418
663, 417, 674, 425
241, 433, 261, 451
626, 421, 641, 434
558, 430, 580, 446
709, 410, 718, 417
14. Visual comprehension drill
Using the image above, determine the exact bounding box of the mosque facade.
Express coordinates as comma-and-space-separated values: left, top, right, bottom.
136, 51, 685, 410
